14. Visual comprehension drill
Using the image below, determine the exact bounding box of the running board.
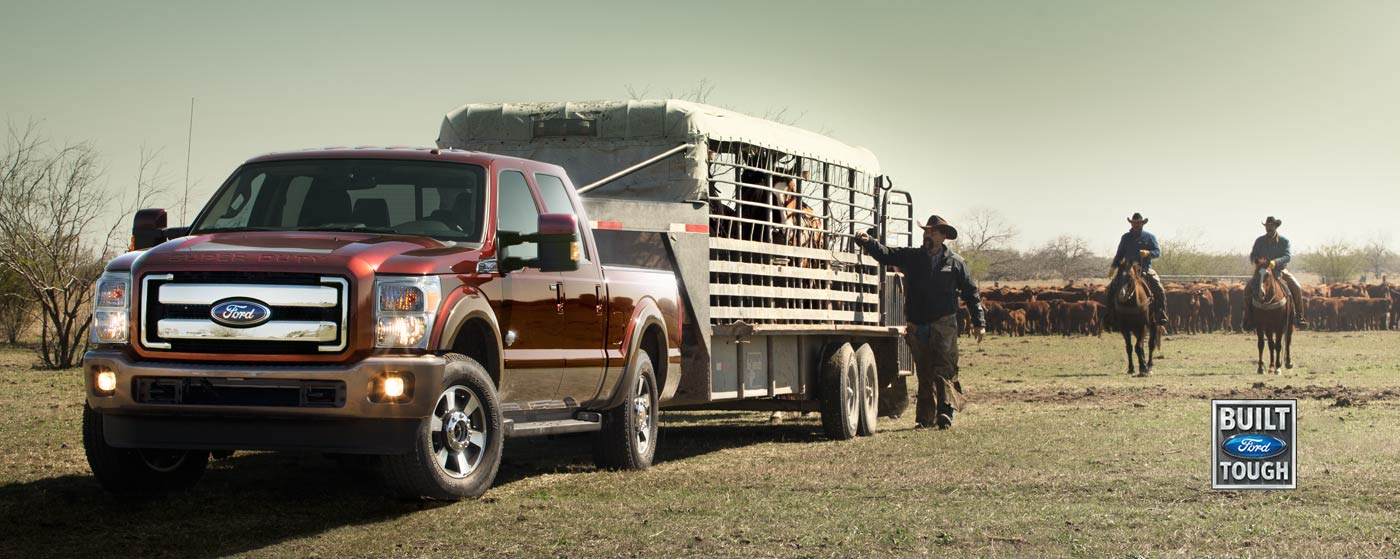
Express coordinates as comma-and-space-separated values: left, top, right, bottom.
504, 412, 603, 438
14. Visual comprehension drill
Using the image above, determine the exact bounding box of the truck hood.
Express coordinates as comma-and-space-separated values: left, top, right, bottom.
111, 231, 486, 276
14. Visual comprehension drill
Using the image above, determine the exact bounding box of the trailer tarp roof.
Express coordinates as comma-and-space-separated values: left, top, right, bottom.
437, 100, 881, 202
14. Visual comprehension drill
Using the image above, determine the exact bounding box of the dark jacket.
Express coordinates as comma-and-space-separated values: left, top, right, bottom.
1249, 234, 1291, 269
1113, 230, 1161, 270
858, 239, 986, 328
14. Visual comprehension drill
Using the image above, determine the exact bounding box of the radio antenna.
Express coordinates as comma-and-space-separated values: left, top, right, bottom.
182, 97, 195, 224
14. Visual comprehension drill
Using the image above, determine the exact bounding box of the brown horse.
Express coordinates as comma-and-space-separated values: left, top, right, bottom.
1251, 267, 1293, 374
779, 175, 825, 266
1113, 262, 1161, 376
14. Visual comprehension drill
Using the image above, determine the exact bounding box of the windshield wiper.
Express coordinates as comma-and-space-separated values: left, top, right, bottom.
296, 226, 400, 235
191, 226, 284, 234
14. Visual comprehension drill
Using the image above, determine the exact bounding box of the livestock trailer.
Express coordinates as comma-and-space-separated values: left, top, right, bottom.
438, 99, 917, 437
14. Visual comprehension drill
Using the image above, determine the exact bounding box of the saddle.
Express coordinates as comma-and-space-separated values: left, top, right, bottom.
1251, 267, 1288, 310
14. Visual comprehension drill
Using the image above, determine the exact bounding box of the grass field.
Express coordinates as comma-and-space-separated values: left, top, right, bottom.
2, 331, 1399, 558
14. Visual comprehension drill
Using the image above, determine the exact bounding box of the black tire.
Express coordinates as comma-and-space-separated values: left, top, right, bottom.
819, 342, 859, 440
594, 350, 659, 470
82, 404, 208, 495
381, 353, 503, 500
854, 344, 879, 436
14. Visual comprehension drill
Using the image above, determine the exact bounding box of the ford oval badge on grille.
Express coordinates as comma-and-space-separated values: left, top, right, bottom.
210, 300, 272, 328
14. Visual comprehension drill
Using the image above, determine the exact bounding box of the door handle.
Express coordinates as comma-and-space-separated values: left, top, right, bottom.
595, 284, 604, 315
554, 282, 564, 314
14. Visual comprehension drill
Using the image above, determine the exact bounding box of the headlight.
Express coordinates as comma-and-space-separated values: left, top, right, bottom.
374, 276, 441, 349
91, 272, 131, 344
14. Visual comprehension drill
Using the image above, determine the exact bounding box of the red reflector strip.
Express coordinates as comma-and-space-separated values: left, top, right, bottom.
594, 221, 623, 230
670, 223, 709, 233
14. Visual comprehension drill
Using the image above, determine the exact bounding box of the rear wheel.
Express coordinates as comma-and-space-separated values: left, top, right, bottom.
854, 344, 879, 436
594, 350, 659, 470
381, 353, 502, 500
83, 404, 208, 495
820, 342, 859, 440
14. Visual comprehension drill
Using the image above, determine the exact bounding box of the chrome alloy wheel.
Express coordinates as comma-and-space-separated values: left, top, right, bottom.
633, 374, 654, 455
430, 385, 488, 479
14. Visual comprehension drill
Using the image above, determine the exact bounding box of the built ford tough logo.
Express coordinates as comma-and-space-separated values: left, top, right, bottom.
1212, 400, 1296, 490
210, 300, 272, 328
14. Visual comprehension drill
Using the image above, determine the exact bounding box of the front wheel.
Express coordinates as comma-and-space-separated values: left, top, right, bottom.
83, 404, 208, 495
381, 353, 503, 500
594, 350, 659, 470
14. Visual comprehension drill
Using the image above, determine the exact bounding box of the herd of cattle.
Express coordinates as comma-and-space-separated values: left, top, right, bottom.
961, 281, 1400, 337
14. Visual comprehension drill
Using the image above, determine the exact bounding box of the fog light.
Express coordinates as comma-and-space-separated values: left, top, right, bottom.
95, 370, 117, 393
382, 375, 405, 399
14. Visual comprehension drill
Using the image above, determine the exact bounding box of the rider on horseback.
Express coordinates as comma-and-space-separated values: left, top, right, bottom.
1106, 213, 1168, 325
1244, 216, 1307, 328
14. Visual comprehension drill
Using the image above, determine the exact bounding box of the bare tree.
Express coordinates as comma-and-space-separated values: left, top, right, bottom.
1032, 235, 1104, 281
0, 123, 166, 368
957, 207, 1019, 279
0, 267, 34, 344
1359, 233, 1394, 279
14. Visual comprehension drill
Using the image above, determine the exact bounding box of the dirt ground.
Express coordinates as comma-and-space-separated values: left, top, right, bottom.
1, 331, 1398, 558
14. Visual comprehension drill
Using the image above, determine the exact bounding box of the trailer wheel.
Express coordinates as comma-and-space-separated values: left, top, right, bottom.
854, 344, 879, 436
381, 353, 502, 500
819, 342, 859, 440
594, 350, 659, 470
82, 404, 208, 495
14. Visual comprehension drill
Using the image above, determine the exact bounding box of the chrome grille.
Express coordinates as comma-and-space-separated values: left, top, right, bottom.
140, 272, 349, 355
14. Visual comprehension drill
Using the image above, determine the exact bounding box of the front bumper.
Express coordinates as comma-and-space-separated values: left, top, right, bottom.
82, 349, 447, 454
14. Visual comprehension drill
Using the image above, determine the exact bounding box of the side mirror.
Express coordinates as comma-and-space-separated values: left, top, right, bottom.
497, 213, 581, 274
132, 208, 168, 250
536, 213, 580, 273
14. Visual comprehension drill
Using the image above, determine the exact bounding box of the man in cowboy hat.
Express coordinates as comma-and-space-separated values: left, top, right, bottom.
856, 215, 985, 430
1245, 216, 1307, 327
1106, 212, 1167, 325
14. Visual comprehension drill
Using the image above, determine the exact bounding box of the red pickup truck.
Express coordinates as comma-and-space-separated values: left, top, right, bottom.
83, 148, 681, 499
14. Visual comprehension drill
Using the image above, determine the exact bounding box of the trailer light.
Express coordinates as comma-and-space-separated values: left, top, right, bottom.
382, 375, 405, 398
95, 369, 117, 394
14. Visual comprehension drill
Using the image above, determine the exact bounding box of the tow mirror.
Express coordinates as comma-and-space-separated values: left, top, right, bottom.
536, 213, 580, 272
497, 213, 581, 274
132, 208, 168, 250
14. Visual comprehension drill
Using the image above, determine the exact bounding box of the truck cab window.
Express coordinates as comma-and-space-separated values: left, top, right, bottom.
496, 170, 539, 261
190, 159, 485, 242
535, 173, 590, 261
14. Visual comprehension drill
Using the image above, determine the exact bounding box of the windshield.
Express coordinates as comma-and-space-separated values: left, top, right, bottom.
190, 159, 487, 243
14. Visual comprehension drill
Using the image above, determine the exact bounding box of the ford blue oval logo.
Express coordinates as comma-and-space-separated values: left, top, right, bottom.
210, 300, 272, 328
1221, 433, 1287, 460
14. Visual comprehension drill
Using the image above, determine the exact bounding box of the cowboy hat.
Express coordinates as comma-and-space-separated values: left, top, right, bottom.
1127, 212, 1149, 225
919, 215, 958, 240
1262, 216, 1282, 227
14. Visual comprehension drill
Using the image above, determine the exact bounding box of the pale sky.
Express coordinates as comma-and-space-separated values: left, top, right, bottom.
3, 0, 1397, 256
